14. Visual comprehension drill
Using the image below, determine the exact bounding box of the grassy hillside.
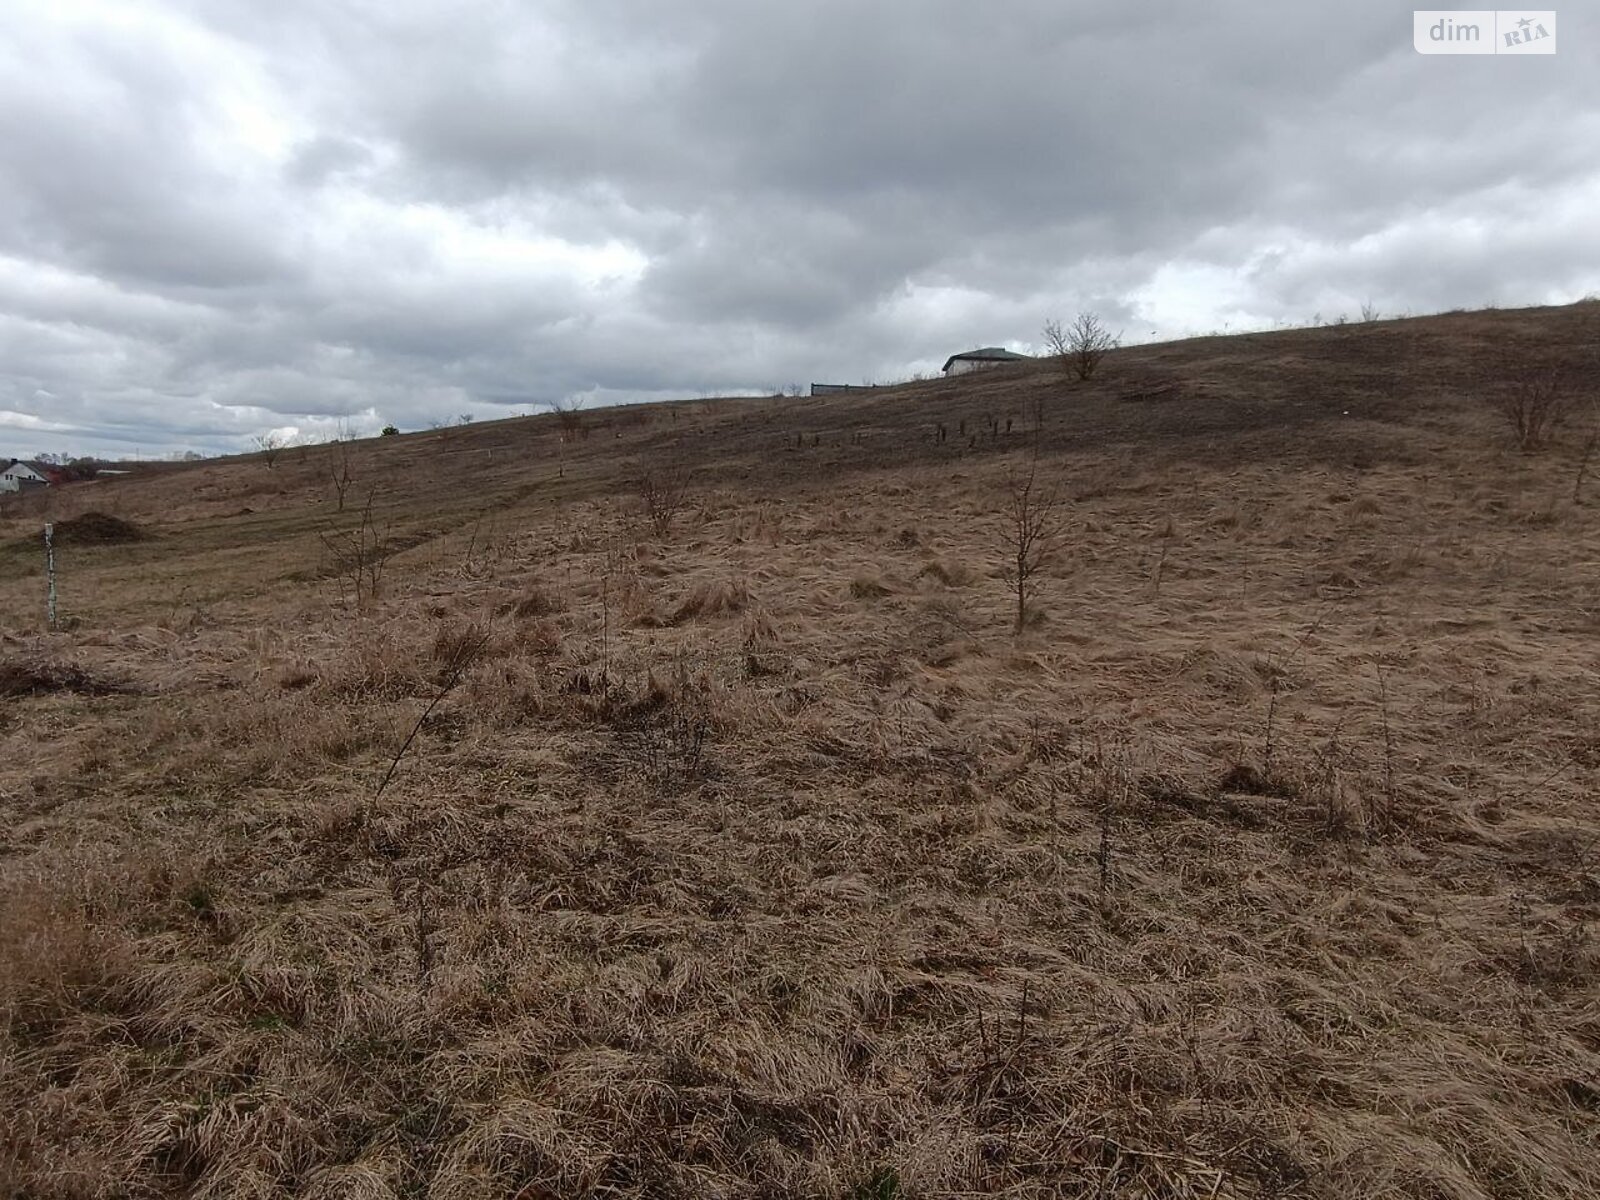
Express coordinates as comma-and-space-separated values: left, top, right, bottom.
2, 303, 1599, 1198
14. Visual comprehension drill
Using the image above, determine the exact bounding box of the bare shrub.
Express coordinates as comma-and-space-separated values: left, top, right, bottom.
1495, 369, 1569, 452
1043, 312, 1119, 381
638, 469, 692, 538
622, 668, 717, 788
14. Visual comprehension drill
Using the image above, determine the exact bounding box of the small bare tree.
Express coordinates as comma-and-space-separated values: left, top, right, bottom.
1495, 368, 1569, 452
1043, 313, 1118, 381
253, 432, 284, 468
328, 424, 356, 511
1042, 318, 1067, 364
1000, 454, 1065, 634
550, 397, 587, 477
638, 468, 691, 538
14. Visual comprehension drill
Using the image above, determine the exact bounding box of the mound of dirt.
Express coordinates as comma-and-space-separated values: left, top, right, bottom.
50, 512, 147, 545
50, 512, 147, 544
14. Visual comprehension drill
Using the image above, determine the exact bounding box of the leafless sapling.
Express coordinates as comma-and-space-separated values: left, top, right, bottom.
328, 425, 356, 511
318, 488, 390, 607
1000, 453, 1065, 634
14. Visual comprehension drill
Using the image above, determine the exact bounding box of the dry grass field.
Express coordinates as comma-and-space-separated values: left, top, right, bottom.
2, 303, 1599, 1198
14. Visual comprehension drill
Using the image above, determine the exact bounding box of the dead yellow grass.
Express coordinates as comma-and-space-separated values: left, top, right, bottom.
3, 304, 1600, 1197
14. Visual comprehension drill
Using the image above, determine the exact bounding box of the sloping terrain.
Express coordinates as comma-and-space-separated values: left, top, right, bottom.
2, 303, 1599, 1198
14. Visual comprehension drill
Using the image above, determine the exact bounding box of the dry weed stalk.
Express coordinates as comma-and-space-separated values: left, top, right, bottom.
1375, 662, 1397, 830
1315, 715, 1351, 835
1148, 514, 1175, 598
460, 514, 501, 579
1096, 786, 1115, 905
1089, 732, 1133, 908
405, 874, 437, 994
374, 624, 491, 798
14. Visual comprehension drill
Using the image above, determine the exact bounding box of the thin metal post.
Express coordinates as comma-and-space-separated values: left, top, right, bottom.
44, 522, 57, 631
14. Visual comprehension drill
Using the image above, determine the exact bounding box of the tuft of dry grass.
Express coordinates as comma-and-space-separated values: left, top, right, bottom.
919, 557, 979, 588
850, 571, 892, 599
670, 577, 751, 623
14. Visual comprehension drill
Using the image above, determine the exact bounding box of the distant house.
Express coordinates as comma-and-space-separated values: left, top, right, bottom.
941, 347, 1033, 376
1, 459, 55, 492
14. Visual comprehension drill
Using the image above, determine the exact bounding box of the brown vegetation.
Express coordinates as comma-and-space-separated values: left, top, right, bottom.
2, 303, 1600, 1197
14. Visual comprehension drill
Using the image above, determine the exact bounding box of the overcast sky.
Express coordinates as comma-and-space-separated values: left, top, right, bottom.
1, 1, 1595, 458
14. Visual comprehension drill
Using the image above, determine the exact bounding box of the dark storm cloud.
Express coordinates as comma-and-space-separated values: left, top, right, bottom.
0, 14, 294, 293
0, 0, 1596, 457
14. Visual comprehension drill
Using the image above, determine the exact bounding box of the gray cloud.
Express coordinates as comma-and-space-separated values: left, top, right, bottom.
0, 0, 1596, 458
